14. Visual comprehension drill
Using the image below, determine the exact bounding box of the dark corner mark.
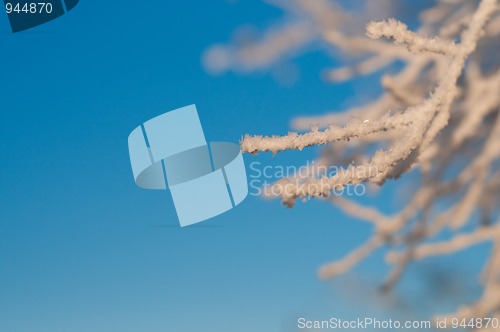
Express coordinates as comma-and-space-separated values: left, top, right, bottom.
3, 0, 79, 33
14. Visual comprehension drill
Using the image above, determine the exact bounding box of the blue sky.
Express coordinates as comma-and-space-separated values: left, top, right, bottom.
0, 1, 491, 331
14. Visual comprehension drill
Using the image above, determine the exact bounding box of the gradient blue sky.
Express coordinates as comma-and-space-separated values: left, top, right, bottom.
0, 1, 491, 331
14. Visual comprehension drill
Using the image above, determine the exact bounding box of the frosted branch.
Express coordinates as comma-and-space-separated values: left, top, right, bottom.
366, 19, 459, 55
206, 0, 500, 329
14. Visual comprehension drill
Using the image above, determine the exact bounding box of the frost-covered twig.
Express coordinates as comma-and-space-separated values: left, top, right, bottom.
240, 112, 412, 154
366, 18, 459, 55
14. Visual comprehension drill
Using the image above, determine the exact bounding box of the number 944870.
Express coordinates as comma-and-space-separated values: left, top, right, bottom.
5, 2, 53, 14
